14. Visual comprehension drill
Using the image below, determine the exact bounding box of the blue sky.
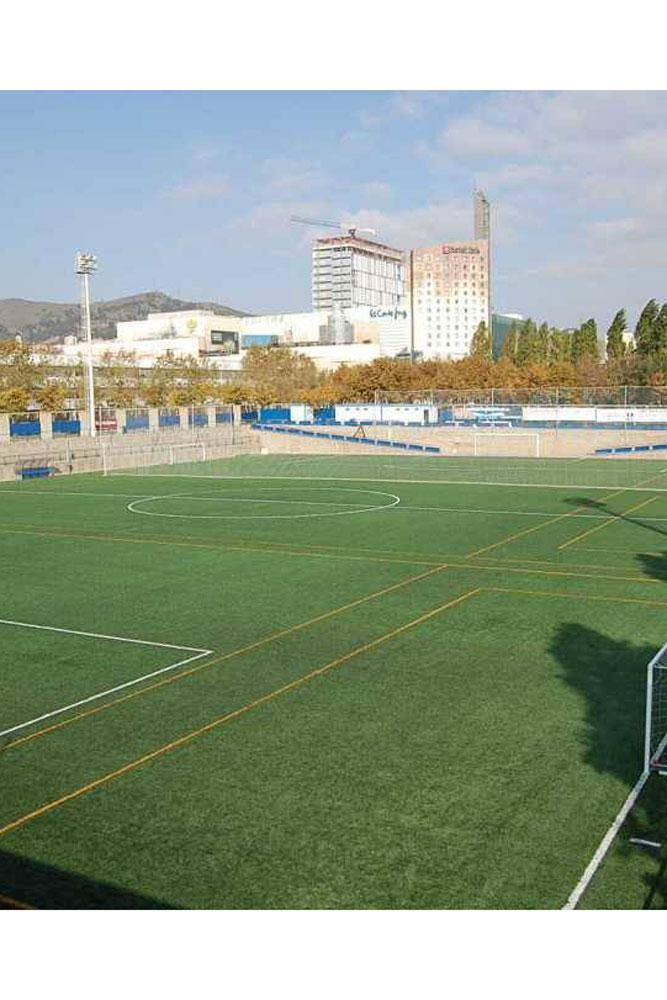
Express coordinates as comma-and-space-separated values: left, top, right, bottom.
1, 90, 666, 331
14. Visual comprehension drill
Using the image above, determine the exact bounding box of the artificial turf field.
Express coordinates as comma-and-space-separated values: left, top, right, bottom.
1, 450, 666, 909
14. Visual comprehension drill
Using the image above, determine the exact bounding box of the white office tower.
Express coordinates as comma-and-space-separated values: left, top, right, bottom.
312, 234, 405, 310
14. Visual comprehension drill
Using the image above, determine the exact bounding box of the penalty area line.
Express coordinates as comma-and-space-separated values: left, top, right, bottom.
0, 618, 212, 740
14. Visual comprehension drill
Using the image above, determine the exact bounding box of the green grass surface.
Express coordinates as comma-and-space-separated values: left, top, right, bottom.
1, 451, 666, 909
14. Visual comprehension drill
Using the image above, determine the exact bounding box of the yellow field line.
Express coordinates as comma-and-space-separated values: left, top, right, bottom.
0, 588, 482, 840
557, 496, 658, 551
0, 523, 433, 569
0, 563, 449, 754
0, 891, 34, 910
434, 560, 657, 586
485, 585, 667, 609
466, 468, 667, 560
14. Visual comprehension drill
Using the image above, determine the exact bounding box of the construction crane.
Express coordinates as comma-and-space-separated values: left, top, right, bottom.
290, 215, 377, 239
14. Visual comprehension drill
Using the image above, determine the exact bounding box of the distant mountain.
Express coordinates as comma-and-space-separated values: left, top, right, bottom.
0, 291, 250, 343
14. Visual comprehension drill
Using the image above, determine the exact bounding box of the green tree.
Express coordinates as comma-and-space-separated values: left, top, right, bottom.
500, 324, 520, 362
548, 328, 573, 363
651, 303, 667, 355
605, 309, 627, 360
635, 299, 659, 355
536, 322, 550, 362
571, 319, 599, 363
515, 318, 539, 365
469, 320, 491, 358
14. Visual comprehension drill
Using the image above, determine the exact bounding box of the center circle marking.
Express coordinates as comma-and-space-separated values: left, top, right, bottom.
126, 486, 401, 520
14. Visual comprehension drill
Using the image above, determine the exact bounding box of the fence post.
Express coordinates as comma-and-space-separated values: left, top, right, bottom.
37, 411, 51, 440
0, 412, 9, 442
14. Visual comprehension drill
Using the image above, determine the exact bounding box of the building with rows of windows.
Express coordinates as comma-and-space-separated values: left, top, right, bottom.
409, 239, 490, 360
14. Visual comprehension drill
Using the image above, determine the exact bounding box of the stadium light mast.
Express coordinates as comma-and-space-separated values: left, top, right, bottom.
75, 251, 98, 438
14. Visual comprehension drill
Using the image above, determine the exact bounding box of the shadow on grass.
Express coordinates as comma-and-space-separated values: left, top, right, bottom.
564, 496, 667, 547
0, 848, 176, 909
552, 622, 666, 908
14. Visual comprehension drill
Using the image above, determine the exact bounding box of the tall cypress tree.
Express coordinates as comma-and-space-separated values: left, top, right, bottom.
501, 324, 519, 361
469, 320, 491, 358
651, 303, 667, 354
606, 309, 627, 359
516, 318, 538, 365
536, 322, 550, 362
572, 319, 599, 362
635, 299, 659, 355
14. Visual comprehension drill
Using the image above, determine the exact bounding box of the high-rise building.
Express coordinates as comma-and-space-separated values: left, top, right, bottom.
473, 189, 490, 241
405, 191, 492, 360
311, 234, 405, 311
409, 240, 490, 360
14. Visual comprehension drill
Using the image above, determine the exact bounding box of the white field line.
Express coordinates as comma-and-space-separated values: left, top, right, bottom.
0, 490, 148, 499
0, 618, 209, 652
150, 494, 383, 509
0, 619, 213, 740
107, 472, 667, 493
562, 769, 650, 910
6, 484, 667, 523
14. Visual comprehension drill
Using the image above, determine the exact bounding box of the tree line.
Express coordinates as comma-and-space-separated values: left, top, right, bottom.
3, 298, 667, 411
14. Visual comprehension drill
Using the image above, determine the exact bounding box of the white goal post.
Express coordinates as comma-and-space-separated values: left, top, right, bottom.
473, 432, 541, 458
645, 643, 667, 774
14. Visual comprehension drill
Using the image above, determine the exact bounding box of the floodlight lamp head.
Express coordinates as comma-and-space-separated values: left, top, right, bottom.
75, 251, 98, 275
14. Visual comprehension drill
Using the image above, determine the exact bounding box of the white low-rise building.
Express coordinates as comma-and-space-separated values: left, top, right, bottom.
55, 307, 412, 372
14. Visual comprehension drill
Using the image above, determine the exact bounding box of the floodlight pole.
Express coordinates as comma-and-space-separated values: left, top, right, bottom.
75, 252, 98, 438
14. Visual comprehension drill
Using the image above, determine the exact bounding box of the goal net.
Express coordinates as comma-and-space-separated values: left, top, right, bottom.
473, 432, 541, 458
102, 435, 260, 476
646, 645, 667, 773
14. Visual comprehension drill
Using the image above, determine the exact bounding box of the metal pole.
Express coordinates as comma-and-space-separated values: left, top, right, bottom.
409, 249, 415, 364
82, 272, 96, 438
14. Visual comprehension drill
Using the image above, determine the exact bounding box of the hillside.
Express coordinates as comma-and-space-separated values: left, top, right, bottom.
0, 291, 250, 343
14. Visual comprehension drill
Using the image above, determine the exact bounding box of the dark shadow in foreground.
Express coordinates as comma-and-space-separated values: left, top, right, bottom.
0, 848, 176, 909
551, 622, 666, 908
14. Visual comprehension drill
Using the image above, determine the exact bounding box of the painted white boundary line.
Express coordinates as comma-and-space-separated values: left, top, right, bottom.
0, 489, 148, 499
0, 619, 212, 740
8, 486, 667, 523
562, 768, 650, 910
7, 486, 667, 523
108, 471, 667, 493
0, 618, 208, 652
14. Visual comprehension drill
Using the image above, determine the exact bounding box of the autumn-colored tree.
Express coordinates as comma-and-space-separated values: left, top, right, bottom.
241, 344, 321, 401
36, 383, 69, 413
97, 349, 142, 407
0, 339, 45, 410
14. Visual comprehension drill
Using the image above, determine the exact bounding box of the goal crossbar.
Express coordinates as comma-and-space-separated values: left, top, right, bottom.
472, 432, 541, 458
